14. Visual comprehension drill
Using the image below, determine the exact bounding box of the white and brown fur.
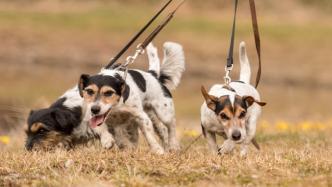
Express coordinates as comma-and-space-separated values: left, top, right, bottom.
25, 42, 185, 154
79, 42, 185, 154
200, 42, 266, 156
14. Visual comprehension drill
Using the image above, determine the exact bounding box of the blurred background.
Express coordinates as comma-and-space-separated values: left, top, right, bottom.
1, 0, 332, 134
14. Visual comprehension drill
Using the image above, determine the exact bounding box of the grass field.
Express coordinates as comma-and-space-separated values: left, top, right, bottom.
1, 0, 332, 186
1, 123, 332, 186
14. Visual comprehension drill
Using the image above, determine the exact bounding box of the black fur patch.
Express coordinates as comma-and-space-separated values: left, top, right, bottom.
234, 96, 249, 110
128, 70, 146, 92
148, 71, 172, 98
122, 84, 130, 103
159, 73, 172, 85
161, 85, 172, 98
28, 97, 82, 134
148, 70, 158, 78
84, 74, 124, 95
26, 97, 82, 150
201, 123, 207, 137
214, 96, 231, 114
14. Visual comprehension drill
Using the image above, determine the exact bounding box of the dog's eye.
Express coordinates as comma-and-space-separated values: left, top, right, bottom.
38, 128, 47, 133
239, 111, 246, 119
103, 91, 114, 97
85, 89, 95, 96
220, 113, 230, 120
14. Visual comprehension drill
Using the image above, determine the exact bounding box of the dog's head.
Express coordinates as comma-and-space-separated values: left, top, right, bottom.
25, 108, 78, 150
201, 86, 266, 143
78, 72, 129, 128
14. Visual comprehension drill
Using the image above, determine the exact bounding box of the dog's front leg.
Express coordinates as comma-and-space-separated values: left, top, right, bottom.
205, 131, 218, 154
240, 112, 259, 156
93, 123, 115, 149
218, 139, 235, 155
136, 111, 165, 154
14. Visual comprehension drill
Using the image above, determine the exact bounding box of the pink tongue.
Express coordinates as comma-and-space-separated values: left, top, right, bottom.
89, 115, 104, 128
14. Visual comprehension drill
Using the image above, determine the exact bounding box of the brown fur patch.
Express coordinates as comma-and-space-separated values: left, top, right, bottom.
30, 122, 46, 133
83, 84, 98, 102
100, 86, 121, 104
37, 131, 71, 150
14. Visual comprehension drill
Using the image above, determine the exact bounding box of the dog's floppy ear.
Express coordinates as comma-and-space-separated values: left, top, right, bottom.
201, 86, 219, 111
243, 96, 266, 107
119, 80, 130, 103
51, 109, 76, 133
29, 110, 34, 116
78, 74, 90, 97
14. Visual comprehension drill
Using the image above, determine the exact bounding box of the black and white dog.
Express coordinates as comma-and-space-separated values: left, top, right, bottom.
78, 42, 185, 154
200, 42, 266, 156
25, 42, 185, 154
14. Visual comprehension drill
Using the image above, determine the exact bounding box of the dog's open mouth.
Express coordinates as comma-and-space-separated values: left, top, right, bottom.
89, 109, 111, 128
89, 114, 106, 128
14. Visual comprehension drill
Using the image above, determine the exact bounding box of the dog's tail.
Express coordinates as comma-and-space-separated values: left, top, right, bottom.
239, 41, 251, 84
159, 42, 185, 90
147, 43, 161, 77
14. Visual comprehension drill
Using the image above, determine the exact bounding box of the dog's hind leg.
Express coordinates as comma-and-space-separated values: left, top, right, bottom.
135, 110, 165, 154
151, 99, 180, 151
146, 110, 169, 150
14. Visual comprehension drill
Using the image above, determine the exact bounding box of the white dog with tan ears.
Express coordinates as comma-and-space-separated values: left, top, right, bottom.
200, 41, 266, 156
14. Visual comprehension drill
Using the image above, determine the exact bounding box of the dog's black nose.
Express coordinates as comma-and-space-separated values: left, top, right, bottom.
231, 130, 241, 141
91, 105, 101, 115
25, 142, 33, 151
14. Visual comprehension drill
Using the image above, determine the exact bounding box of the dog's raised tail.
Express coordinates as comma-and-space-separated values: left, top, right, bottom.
159, 42, 185, 90
239, 41, 251, 84
147, 43, 161, 77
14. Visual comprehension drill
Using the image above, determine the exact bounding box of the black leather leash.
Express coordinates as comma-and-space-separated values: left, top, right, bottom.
117, 0, 185, 99
226, 0, 238, 70
224, 0, 262, 88
104, 0, 173, 69
139, 0, 185, 50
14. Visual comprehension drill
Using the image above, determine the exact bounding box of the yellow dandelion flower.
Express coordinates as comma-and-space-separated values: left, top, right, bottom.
183, 130, 199, 137
299, 121, 312, 131
275, 121, 289, 131
0, 136, 10, 144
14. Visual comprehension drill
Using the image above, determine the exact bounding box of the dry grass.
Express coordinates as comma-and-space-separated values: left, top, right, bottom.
1, 0, 332, 186
1, 125, 332, 186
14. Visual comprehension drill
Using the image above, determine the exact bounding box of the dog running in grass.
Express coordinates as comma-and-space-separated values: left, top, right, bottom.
200, 42, 266, 156
78, 42, 185, 154
25, 42, 185, 154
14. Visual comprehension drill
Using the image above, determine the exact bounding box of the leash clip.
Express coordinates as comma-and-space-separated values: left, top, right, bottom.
224, 65, 233, 85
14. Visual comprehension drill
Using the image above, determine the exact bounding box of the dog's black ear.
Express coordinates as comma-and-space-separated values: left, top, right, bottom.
243, 96, 266, 107
78, 74, 90, 97
29, 110, 34, 116
51, 109, 76, 133
121, 84, 130, 103
201, 86, 218, 111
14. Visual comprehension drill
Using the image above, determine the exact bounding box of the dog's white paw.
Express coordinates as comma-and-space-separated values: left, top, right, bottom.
101, 135, 115, 149
152, 147, 165, 155
240, 145, 249, 157
169, 141, 181, 152
218, 140, 235, 155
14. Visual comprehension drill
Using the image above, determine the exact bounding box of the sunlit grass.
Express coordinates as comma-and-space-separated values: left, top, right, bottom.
1, 121, 331, 186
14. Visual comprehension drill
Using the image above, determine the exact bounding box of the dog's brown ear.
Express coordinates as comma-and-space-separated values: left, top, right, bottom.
243, 96, 266, 107
201, 86, 218, 111
78, 74, 90, 97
